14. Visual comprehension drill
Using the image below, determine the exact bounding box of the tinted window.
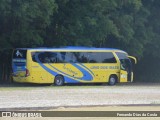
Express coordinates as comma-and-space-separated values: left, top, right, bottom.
13, 50, 27, 59
101, 52, 117, 63
88, 52, 101, 63
32, 52, 58, 63
74, 52, 89, 63
88, 52, 116, 63
61, 52, 77, 63
116, 52, 128, 60
32, 52, 116, 63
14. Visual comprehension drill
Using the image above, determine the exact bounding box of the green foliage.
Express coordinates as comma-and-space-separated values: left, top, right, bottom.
142, 0, 160, 58
0, 0, 57, 48
0, 0, 160, 82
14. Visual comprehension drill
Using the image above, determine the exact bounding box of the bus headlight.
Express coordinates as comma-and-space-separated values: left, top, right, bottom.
121, 74, 127, 78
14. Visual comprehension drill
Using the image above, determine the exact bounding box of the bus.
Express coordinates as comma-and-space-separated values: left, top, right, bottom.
12, 47, 137, 86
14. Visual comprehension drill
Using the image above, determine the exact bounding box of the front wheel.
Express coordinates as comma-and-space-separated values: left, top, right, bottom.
54, 75, 64, 86
108, 75, 117, 86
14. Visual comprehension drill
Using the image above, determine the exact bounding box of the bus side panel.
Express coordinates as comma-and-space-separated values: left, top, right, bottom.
23, 50, 120, 84
29, 61, 54, 84
27, 63, 120, 84
51, 63, 84, 83
30, 63, 52, 83
84, 64, 120, 83
52, 63, 120, 83
25, 51, 54, 84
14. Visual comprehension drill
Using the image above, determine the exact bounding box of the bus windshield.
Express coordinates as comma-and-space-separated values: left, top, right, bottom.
116, 52, 132, 72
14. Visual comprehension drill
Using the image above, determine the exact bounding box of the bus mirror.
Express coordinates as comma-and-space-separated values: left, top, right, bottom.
128, 56, 137, 64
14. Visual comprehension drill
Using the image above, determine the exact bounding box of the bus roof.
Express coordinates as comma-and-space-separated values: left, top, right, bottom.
15, 46, 126, 53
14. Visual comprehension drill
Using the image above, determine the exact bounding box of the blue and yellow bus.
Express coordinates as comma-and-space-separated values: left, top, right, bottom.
12, 47, 137, 85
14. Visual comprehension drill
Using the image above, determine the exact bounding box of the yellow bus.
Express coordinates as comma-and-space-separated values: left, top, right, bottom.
12, 47, 137, 85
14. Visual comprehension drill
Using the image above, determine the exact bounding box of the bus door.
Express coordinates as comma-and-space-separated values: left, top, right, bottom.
12, 50, 28, 77
120, 58, 132, 82
128, 56, 137, 82
120, 56, 137, 82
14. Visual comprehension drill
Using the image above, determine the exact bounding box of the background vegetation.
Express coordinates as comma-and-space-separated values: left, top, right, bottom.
0, 0, 160, 83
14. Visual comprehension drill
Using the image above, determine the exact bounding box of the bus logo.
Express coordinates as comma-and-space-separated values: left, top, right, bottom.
16, 50, 23, 57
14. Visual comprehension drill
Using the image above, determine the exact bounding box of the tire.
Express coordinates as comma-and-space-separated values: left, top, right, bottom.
54, 75, 64, 86
108, 75, 117, 86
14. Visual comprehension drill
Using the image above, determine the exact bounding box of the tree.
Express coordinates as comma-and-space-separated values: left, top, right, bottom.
1, 0, 160, 82
46, 0, 148, 58
0, 0, 57, 83
142, 0, 160, 58
0, 0, 57, 49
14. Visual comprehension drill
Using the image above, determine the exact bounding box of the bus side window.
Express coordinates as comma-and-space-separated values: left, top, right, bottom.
49, 52, 57, 63
50, 57, 57, 63
78, 52, 89, 63
88, 52, 99, 63
101, 52, 117, 63
44, 57, 50, 63
31, 52, 42, 63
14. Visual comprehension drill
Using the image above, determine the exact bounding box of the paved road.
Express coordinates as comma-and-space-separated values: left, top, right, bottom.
0, 83, 160, 110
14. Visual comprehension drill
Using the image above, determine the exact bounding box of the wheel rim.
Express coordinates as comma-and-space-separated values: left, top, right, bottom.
55, 76, 63, 85
110, 77, 116, 85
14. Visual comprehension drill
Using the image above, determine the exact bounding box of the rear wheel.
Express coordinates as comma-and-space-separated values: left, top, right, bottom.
54, 75, 64, 86
108, 75, 117, 86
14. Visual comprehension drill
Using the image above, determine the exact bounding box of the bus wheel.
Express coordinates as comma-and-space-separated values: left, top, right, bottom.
54, 75, 64, 86
108, 75, 117, 86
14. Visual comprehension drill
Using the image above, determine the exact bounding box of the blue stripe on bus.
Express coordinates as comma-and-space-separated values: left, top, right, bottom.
48, 63, 93, 81
78, 63, 95, 76
35, 53, 93, 83
71, 63, 93, 80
